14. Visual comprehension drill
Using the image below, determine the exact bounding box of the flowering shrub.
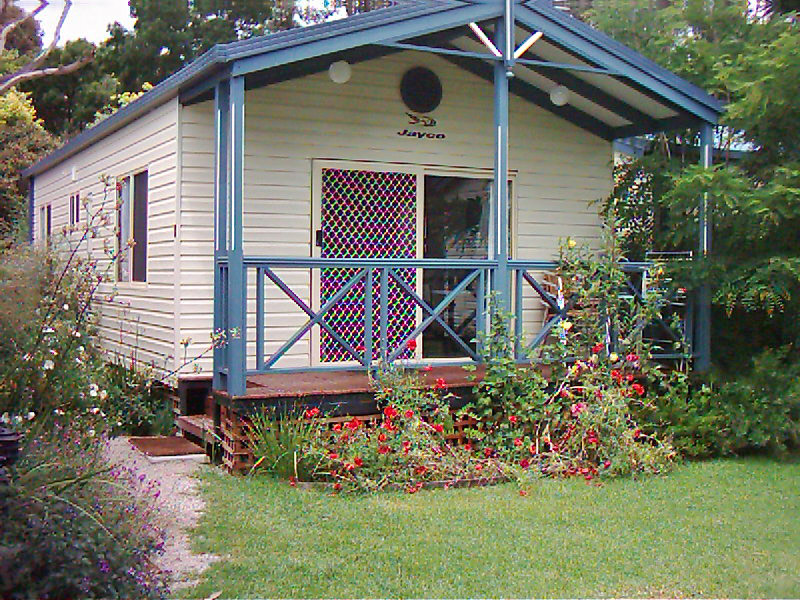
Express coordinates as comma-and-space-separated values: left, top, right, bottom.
461, 233, 676, 481
0, 426, 169, 599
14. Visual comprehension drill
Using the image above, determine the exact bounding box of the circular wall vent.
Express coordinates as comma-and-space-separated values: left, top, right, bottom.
400, 67, 443, 113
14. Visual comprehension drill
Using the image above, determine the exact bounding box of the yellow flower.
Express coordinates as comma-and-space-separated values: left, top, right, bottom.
567, 238, 577, 248
609, 352, 619, 362
561, 320, 573, 331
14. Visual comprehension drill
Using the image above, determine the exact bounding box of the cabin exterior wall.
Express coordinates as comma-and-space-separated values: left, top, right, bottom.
31, 98, 181, 374
179, 51, 611, 374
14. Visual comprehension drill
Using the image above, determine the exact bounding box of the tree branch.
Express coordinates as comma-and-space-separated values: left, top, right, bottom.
0, 0, 47, 52
0, 48, 93, 93
18, 0, 71, 73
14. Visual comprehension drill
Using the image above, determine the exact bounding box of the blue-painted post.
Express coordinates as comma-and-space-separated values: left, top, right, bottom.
226, 76, 247, 396
695, 123, 713, 372
379, 267, 389, 365
492, 9, 512, 316
212, 81, 230, 391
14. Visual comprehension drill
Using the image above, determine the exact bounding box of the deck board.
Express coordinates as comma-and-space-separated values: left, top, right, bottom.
238, 365, 486, 399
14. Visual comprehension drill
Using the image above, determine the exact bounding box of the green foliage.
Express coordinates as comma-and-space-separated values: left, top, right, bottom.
590, 0, 800, 371
100, 360, 173, 436
247, 406, 319, 480
0, 90, 57, 237
641, 349, 800, 457
0, 427, 169, 599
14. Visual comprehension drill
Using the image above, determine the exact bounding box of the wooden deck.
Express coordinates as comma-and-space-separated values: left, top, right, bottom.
212, 365, 487, 414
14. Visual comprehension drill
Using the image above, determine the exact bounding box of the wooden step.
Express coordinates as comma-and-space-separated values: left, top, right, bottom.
176, 414, 216, 445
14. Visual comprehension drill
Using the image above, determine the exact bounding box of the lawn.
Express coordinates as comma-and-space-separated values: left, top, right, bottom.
187, 457, 800, 598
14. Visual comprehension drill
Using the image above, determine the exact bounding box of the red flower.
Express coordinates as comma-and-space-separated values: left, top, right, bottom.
513, 437, 523, 447
625, 373, 634, 382
475, 464, 483, 471
519, 458, 530, 469
404, 409, 414, 419
381, 420, 396, 432
328, 452, 339, 460
595, 389, 603, 400
383, 405, 399, 419
519, 489, 528, 496
584, 473, 593, 481
633, 428, 642, 439
332, 423, 342, 432
422, 365, 433, 372
631, 382, 645, 396
509, 415, 518, 424
344, 463, 355, 471
464, 443, 473, 452
611, 369, 622, 383
354, 457, 363, 467
341, 434, 349, 442
333, 482, 342, 491
586, 430, 599, 445
289, 476, 297, 487
483, 447, 493, 458
603, 460, 612, 469
592, 342, 604, 354
414, 465, 427, 475
529, 443, 537, 455
626, 353, 639, 363
378, 433, 387, 442
356, 344, 365, 353
346, 417, 361, 430
406, 339, 417, 351
304, 407, 320, 419
434, 378, 447, 390
433, 423, 444, 434
402, 440, 411, 449
378, 445, 391, 454
559, 388, 571, 399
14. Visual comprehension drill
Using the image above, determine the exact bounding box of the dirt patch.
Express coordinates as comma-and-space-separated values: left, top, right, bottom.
106, 436, 220, 591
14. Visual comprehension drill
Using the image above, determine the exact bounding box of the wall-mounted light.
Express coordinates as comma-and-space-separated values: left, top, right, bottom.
328, 60, 352, 84
549, 85, 570, 107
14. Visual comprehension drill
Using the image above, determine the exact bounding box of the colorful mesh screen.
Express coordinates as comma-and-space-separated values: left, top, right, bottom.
320, 168, 417, 363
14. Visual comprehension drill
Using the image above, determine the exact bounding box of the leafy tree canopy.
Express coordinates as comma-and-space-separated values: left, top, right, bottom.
588, 0, 800, 369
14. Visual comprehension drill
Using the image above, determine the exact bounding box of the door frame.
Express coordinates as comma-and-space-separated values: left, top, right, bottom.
310, 159, 517, 366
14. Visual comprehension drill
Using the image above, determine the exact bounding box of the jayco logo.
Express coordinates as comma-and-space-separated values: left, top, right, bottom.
398, 112, 446, 140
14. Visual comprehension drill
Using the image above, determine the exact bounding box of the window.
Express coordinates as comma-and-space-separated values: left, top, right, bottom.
39, 205, 51, 244
117, 171, 148, 282
69, 193, 80, 225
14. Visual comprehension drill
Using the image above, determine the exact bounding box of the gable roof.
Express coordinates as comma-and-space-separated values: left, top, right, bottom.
23, 0, 722, 178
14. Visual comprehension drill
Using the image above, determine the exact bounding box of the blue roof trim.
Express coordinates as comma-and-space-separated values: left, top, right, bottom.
23, 0, 723, 178
521, 0, 722, 113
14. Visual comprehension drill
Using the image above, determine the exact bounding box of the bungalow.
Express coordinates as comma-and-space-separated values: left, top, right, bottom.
23, 0, 721, 426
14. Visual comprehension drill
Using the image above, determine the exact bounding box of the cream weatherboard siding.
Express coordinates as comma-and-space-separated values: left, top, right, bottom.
31, 99, 181, 374
178, 51, 610, 374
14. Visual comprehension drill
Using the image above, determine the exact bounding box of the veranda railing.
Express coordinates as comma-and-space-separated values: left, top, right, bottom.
214, 257, 693, 392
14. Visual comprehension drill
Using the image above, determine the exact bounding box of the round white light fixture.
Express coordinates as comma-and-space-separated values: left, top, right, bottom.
549, 85, 570, 107
328, 60, 352, 84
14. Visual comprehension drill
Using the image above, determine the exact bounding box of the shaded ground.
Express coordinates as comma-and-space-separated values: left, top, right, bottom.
188, 457, 800, 598
106, 437, 220, 590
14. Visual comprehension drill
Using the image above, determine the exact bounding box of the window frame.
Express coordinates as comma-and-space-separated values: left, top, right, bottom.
116, 170, 149, 284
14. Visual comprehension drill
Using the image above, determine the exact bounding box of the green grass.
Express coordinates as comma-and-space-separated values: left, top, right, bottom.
187, 457, 800, 598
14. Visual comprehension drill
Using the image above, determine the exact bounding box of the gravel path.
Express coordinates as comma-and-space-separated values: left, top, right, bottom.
106, 437, 220, 591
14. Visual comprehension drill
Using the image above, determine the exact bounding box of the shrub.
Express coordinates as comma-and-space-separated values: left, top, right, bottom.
0, 426, 169, 599
100, 360, 173, 436
642, 349, 800, 457
247, 406, 319, 480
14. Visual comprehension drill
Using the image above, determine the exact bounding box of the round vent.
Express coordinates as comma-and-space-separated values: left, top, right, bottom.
400, 67, 443, 113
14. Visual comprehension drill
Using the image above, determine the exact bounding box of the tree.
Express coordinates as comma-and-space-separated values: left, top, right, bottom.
0, 0, 93, 94
589, 0, 800, 370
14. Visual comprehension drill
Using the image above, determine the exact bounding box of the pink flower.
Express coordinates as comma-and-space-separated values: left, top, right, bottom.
519, 489, 528, 496
404, 409, 414, 419
483, 447, 493, 458
513, 437, 523, 447
626, 353, 639, 363
570, 402, 587, 417
328, 452, 339, 460
333, 482, 342, 491
519, 458, 530, 469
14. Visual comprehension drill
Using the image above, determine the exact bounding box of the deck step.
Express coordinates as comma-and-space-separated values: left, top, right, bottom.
176, 414, 216, 445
